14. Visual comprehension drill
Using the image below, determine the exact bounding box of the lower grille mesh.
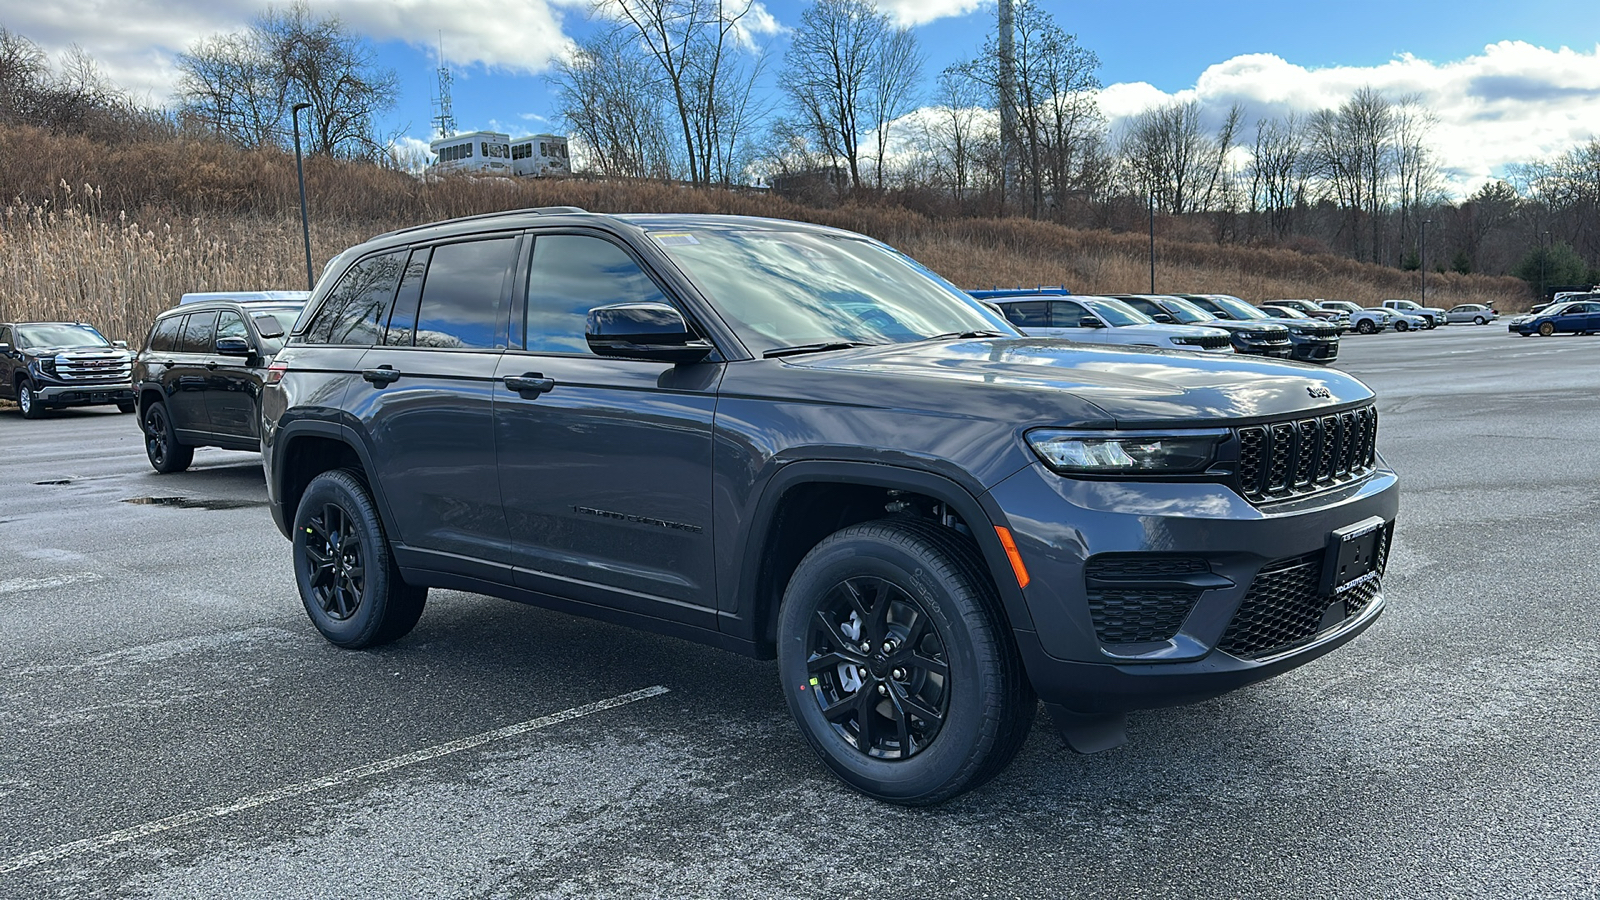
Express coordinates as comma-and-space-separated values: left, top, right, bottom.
1218, 524, 1391, 659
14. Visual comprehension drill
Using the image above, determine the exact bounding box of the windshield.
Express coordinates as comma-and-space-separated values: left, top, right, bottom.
16, 324, 111, 349
1207, 296, 1267, 321
641, 225, 1016, 352
1267, 306, 1310, 319
255, 307, 305, 353
1078, 296, 1152, 327
1158, 297, 1216, 324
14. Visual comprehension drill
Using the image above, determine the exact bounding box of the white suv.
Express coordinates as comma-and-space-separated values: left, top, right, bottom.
983, 293, 1234, 353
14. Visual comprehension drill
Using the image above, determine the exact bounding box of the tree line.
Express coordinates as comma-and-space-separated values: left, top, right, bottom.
2, 0, 1595, 293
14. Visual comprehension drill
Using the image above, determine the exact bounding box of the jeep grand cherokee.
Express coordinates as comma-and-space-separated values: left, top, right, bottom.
262, 209, 1399, 805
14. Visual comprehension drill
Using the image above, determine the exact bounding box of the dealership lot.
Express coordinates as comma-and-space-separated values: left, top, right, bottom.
2, 325, 1596, 899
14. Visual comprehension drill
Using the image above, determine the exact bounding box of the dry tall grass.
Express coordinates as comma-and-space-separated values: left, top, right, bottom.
0, 126, 1530, 345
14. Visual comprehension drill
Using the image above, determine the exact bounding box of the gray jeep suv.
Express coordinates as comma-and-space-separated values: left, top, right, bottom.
262, 208, 1400, 804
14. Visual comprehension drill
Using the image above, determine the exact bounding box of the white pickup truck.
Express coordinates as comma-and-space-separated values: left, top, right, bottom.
1381, 299, 1445, 328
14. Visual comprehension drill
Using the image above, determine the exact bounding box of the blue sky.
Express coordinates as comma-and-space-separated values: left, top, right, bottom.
6, 0, 1600, 193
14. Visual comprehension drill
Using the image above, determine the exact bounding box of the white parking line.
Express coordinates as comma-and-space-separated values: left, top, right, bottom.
0, 685, 670, 874
0, 573, 102, 595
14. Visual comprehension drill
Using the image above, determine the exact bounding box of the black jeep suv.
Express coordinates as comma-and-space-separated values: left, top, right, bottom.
133, 297, 306, 472
263, 209, 1399, 804
0, 321, 134, 418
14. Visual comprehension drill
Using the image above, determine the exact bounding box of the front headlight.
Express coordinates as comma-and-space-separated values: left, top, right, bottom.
37, 356, 57, 376
1026, 428, 1228, 475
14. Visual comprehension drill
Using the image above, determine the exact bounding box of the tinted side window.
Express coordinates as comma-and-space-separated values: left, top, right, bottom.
524, 235, 672, 355
302, 251, 406, 345
147, 316, 181, 352
178, 312, 216, 353
216, 311, 248, 342
0, 325, 12, 346
1052, 301, 1090, 326
414, 238, 517, 350
998, 301, 1048, 328
383, 248, 431, 346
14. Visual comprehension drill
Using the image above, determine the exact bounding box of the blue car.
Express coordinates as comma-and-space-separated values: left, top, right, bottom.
1509, 300, 1600, 336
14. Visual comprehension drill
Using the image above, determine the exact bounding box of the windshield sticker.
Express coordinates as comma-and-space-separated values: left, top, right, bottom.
652, 233, 700, 246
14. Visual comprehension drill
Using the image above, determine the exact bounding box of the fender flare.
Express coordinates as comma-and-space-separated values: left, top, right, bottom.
269, 418, 401, 542
731, 459, 1037, 647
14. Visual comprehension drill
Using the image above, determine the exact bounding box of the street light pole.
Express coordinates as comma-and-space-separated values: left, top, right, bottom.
291, 102, 314, 291
1420, 219, 1431, 306
1540, 230, 1549, 305
1148, 191, 1156, 293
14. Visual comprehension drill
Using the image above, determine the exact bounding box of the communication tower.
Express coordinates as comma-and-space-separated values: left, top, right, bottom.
431, 35, 457, 140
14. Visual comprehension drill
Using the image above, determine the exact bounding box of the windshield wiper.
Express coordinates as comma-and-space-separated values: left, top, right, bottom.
762, 341, 883, 359
922, 330, 1010, 341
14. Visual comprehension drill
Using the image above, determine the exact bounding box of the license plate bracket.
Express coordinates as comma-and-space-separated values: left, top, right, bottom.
1322, 516, 1386, 596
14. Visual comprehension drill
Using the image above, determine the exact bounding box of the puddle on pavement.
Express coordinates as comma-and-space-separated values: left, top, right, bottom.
34, 479, 74, 485
121, 496, 268, 511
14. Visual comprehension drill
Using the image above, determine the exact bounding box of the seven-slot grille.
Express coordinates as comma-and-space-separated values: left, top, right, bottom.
1234, 406, 1377, 503
1177, 334, 1233, 351
52, 353, 132, 382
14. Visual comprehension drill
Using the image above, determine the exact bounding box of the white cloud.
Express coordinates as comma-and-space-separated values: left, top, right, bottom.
2, 0, 579, 102
871, 0, 985, 28
1099, 42, 1600, 196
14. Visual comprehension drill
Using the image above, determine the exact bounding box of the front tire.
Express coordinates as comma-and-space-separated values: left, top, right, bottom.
1394, 320, 1410, 332
777, 518, 1035, 805
142, 400, 194, 473
1356, 319, 1377, 335
1474, 316, 1487, 325
293, 469, 426, 648
1538, 321, 1556, 337
17, 379, 44, 418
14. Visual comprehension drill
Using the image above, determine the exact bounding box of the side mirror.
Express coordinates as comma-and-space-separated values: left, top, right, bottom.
113, 340, 129, 349
1078, 316, 1102, 328
0, 343, 10, 353
1152, 313, 1174, 324
586, 302, 714, 364
253, 315, 285, 339
215, 336, 253, 357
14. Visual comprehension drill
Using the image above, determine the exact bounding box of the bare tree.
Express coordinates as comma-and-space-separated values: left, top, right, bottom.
258, 2, 399, 159
1305, 87, 1393, 261
601, 0, 768, 185
1392, 94, 1440, 258
1119, 100, 1216, 215
176, 31, 290, 149
954, 1, 1102, 219
782, 0, 915, 191
922, 69, 993, 202
551, 30, 673, 178
1247, 113, 1305, 239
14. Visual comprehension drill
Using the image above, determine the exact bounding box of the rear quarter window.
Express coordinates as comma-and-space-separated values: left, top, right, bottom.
302, 250, 407, 345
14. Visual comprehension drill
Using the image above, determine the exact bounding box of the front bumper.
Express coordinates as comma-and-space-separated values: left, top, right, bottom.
32, 381, 135, 406
1289, 336, 1339, 363
987, 460, 1400, 714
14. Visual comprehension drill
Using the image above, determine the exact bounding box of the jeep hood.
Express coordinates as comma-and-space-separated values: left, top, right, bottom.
784, 338, 1373, 425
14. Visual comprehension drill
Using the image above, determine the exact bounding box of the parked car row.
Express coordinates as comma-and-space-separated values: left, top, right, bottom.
10, 210, 1403, 807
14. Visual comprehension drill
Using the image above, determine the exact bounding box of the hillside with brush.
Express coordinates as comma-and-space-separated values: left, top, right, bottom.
0, 126, 1529, 345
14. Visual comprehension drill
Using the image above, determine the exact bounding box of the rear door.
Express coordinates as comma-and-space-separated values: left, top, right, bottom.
493, 230, 722, 622
168, 312, 214, 436
351, 238, 517, 572
0, 325, 15, 399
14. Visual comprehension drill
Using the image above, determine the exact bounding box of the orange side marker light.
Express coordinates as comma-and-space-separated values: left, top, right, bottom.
994, 526, 1031, 589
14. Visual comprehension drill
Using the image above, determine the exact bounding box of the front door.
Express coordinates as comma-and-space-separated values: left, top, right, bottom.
204, 310, 261, 440
493, 232, 722, 621
167, 311, 215, 436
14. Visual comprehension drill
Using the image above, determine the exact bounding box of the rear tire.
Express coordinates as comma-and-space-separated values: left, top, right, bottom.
293, 469, 426, 648
1473, 316, 1486, 325
142, 400, 194, 473
777, 517, 1035, 805
17, 379, 44, 419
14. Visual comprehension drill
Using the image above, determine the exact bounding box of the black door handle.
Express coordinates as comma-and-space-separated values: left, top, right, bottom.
503, 373, 556, 397
155, 360, 175, 367
362, 366, 401, 386
205, 361, 218, 370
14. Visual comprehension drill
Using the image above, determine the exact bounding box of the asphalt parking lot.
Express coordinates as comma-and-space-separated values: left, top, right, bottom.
2, 324, 1597, 899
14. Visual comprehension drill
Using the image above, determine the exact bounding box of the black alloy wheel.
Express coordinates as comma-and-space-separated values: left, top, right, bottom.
778, 517, 1034, 805
292, 469, 426, 648
141, 401, 193, 473
17, 379, 42, 419
303, 500, 366, 622
804, 574, 950, 761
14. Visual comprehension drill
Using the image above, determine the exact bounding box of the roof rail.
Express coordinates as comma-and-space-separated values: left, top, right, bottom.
374, 206, 591, 241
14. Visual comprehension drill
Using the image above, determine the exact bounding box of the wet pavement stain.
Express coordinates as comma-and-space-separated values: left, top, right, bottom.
33, 480, 74, 486
121, 497, 268, 511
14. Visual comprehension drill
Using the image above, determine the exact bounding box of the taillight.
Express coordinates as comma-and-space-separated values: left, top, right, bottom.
266, 363, 287, 385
